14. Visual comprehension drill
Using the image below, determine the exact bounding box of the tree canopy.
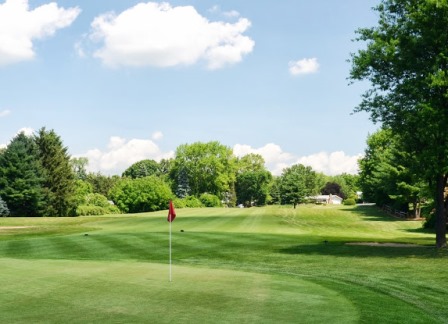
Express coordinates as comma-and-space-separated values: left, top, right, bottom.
350, 0, 448, 247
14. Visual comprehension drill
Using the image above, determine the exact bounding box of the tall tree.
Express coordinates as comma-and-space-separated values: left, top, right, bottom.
236, 170, 272, 206
0, 133, 45, 216
171, 141, 236, 198
35, 128, 76, 216
350, 0, 448, 247
280, 164, 318, 208
122, 159, 159, 179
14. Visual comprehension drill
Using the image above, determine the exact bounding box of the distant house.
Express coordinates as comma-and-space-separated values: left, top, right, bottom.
308, 194, 343, 205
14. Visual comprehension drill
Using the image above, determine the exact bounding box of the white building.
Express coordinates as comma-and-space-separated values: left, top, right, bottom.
308, 194, 343, 205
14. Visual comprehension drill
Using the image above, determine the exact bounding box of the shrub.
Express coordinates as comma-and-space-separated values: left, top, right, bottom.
199, 193, 222, 207
109, 176, 173, 213
75, 204, 121, 216
184, 196, 203, 208
343, 198, 356, 206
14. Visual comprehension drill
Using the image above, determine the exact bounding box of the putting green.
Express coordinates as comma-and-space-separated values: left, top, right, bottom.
0, 258, 358, 323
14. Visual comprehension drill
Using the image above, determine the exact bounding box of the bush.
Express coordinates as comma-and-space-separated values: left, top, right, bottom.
343, 198, 356, 206
85, 193, 110, 208
75, 204, 121, 216
184, 196, 203, 208
199, 193, 222, 207
109, 176, 173, 213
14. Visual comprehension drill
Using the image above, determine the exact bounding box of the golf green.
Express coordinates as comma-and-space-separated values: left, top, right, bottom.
0, 259, 357, 323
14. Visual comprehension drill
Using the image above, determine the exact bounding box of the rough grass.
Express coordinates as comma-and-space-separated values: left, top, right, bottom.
0, 205, 446, 323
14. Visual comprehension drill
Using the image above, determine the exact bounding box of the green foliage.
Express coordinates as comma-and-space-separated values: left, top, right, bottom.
109, 176, 173, 213
350, 0, 448, 246
280, 164, 318, 207
0, 195, 9, 216
70, 157, 88, 180
236, 153, 266, 173
183, 195, 204, 208
0, 132, 45, 216
236, 170, 272, 206
199, 193, 222, 207
122, 159, 160, 179
343, 198, 356, 206
75, 192, 120, 216
73, 180, 93, 206
86, 173, 119, 197
171, 141, 236, 199
35, 128, 76, 216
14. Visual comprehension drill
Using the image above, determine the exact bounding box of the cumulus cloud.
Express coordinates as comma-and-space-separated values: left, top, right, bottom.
296, 151, 362, 175
0, 109, 11, 117
234, 143, 361, 176
88, 2, 254, 69
81, 136, 174, 175
289, 57, 319, 76
234, 143, 295, 176
0, 0, 80, 66
17, 127, 34, 136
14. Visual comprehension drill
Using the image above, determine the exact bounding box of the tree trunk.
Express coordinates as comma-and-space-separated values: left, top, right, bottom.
435, 174, 447, 248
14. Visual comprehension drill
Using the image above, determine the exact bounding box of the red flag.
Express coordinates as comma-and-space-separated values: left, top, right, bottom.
167, 200, 176, 222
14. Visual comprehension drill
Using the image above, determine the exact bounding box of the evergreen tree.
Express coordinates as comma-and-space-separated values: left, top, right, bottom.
0, 132, 45, 216
35, 128, 76, 216
175, 167, 190, 198
0, 195, 10, 216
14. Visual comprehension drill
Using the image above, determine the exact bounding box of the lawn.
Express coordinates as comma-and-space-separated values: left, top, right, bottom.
0, 205, 447, 323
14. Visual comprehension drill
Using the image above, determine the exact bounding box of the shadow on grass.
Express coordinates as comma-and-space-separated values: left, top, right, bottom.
278, 239, 446, 259
341, 205, 418, 222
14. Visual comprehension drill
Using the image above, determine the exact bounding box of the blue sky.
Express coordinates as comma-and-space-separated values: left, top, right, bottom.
0, 0, 380, 176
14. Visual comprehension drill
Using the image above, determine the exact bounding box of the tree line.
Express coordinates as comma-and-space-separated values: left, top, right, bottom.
349, 0, 448, 247
0, 131, 359, 217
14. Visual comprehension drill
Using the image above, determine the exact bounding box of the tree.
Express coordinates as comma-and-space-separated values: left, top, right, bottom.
0, 133, 45, 216
359, 128, 427, 216
171, 141, 236, 198
236, 153, 266, 173
35, 128, 76, 216
280, 164, 318, 208
0, 195, 10, 216
70, 157, 88, 180
86, 173, 119, 197
236, 170, 272, 206
109, 176, 173, 213
122, 159, 160, 179
321, 182, 345, 199
350, 0, 448, 247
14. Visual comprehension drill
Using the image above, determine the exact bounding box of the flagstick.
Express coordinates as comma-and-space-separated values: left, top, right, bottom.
169, 219, 172, 282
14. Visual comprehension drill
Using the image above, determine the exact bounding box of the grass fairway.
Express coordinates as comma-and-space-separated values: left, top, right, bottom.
0, 205, 447, 323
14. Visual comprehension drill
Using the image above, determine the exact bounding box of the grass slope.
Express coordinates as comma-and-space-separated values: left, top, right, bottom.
0, 205, 446, 323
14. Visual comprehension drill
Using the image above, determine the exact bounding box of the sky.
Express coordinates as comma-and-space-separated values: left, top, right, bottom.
0, 0, 381, 176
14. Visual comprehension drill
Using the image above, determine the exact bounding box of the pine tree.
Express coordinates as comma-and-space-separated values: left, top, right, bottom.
0, 196, 10, 216
35, 128, 76, 216
0, 132, 45, 216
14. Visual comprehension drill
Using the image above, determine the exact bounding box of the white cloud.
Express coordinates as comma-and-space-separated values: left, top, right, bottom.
289, 57, 319, 76
152, 131, 163, 140
0, 0, 80, 66
0, 109, 11, 117
233, 143, 295, 176
81, 136, 174, 175
296, 151, 362, 175
88, 2, 254, 69
234, 143, 361, 176
0, 143, 6, 149
17, 127, 34, 136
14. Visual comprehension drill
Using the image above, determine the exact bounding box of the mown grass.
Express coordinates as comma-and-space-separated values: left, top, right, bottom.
0, 205, 447, 323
